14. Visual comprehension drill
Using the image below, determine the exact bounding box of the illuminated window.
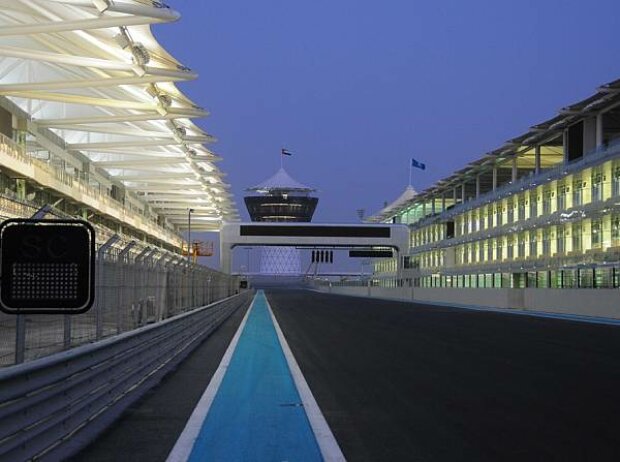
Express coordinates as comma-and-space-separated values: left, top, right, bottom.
572, 178, 584, 206
543, 229, 551, 256
556, 226, 565, 254
530, 193, 539, 218
557, 182, 568, 210
496, 205, 503, 226
542, 189, 552, 215
612, 215, 620, 244
613, 165, 620, 197
572, 222, 582, 252
591, 170, 603, 202
518, 233, 526, 258
529, 231, 537, 257
518, 195, 526, 221
591, 219, 602, 248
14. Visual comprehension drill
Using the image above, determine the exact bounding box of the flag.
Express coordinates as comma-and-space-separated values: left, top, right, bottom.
411, 158, 426, 170
281, 148, 293, 156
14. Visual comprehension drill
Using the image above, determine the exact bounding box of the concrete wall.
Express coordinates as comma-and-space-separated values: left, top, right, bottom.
321, 285, 620, 319
524, 289, 620, 318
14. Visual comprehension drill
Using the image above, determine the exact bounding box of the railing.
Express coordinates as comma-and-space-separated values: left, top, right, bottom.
0, 192, 39, 219
0, 248, 240, 367
410, 139, 620, 230
410, 196, 620, 256
0, 291, 252, 462
417, 248, 620, 276
0, 132, 182, 247
0, 190, 140, 247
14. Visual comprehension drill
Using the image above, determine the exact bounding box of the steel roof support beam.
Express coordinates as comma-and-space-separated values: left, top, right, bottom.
52, 125, 178, 137
35, 108, 209, 126
152, 206, 220, 212
1, 90, 155, 110
142, 196, 216, 202
68, 137, 209, 150
137, 188, 210, 194
0, 12, 178, 38
0, 73, 193, 92
123, 180, 203, 186
93, 158, 188, 168
116, 173, 198, 181
0, 45, 138, 71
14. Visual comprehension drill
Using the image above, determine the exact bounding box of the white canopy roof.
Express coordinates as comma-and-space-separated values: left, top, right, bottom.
367, 185, 417, 222
247, 167, 316, 193
0, 0, 239, 232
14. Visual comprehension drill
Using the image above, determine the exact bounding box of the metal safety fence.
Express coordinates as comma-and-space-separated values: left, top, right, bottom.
0, 246, 239, 367
0, 291, 253, 461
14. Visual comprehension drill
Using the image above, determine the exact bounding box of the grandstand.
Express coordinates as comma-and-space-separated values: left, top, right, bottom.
359, 78, 620, 316
0, 0, 238, 249
0, 0, 240, 366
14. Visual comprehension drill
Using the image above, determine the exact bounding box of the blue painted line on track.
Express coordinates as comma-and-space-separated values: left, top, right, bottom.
188, 291, 323, 462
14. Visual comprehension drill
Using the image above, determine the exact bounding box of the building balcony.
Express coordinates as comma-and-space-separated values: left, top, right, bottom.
0, 133, 182, 248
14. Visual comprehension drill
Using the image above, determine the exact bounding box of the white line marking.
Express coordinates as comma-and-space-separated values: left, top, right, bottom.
265, 295, 347, 462
166, 295, 255, 462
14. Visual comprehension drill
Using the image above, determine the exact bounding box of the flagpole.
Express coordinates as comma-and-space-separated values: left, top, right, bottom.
280, 148, 292, 166
409, 160, 412, 186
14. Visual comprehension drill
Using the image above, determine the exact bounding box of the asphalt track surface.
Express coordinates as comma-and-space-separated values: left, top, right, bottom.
70, 302, 249, 462
267, 289, 620, 462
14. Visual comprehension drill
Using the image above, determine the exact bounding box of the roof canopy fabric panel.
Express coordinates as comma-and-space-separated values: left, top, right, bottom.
0, 0, 239, 232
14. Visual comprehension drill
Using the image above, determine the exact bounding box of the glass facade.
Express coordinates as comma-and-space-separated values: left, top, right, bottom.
376, 148, 620, 291
369, 83, 620, 292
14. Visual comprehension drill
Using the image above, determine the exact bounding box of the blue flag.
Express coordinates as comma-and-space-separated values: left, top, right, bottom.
411, 158, 426, 170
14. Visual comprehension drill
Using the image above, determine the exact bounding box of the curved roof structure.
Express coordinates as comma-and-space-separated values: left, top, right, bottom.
0, 0, 238, 232
247, 167, 316, 194
367, 185, 417, 223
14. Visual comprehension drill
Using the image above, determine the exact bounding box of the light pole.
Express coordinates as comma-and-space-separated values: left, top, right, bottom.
187, 208, 194, 307
187, 208, 194, 264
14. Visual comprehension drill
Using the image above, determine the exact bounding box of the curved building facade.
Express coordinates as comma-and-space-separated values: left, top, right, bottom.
244, 195, 318, 222
245, 167, 318, 222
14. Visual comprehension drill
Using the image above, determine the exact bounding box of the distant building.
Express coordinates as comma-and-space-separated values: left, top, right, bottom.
368, 78, 620, 293
244, 166, 318, 274
244, 167, 318, 222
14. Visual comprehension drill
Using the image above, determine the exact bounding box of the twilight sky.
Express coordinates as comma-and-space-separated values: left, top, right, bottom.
155, 0, 620, 225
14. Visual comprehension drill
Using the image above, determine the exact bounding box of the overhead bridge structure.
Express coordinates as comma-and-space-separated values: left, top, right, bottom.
220, 222, 410, 274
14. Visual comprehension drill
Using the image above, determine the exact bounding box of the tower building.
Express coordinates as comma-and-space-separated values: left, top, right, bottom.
244, 166, 318, 274
244, 167, 318, 222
